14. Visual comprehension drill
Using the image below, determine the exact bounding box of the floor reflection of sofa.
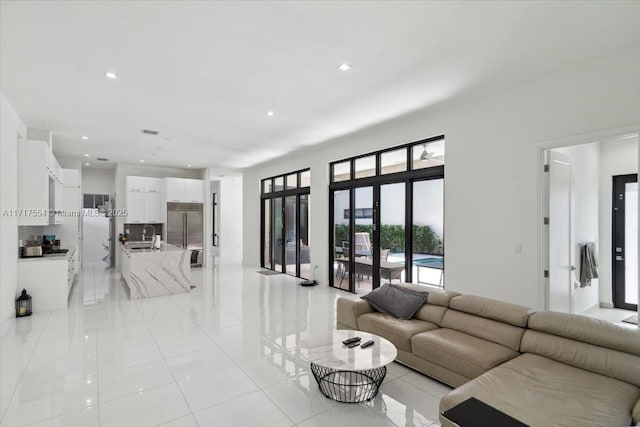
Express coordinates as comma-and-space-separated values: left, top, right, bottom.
274, 243, 310, 265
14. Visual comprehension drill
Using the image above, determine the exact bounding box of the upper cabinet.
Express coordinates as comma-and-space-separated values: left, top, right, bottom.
18, 139, 64, 226
125, 176, 145, 192
165, 178, 203, 203
126, 176, 163, 193
185, 179, 204, 203
125, 176, 164, 223
145, 177, 162, 193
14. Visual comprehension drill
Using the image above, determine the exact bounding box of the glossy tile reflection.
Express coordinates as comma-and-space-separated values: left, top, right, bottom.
0, 259, 451, 426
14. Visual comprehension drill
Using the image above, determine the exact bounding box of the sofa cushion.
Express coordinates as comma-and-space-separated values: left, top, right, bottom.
413, 304, 448, 326
634, 398, 640, 425
448, 294, 535, 327
442, 309, 525, 351
521, 329, 640, 388
527, 311, 640, 356
394, 283, 460, 307
361, 284, 427, 320
440, 353, 640, 427
337, 297, 374, 330
411, 328, 518, 379
357, 312, 438, 352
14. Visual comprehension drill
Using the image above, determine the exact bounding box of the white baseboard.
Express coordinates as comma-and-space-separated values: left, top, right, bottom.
599, 301, 614, 309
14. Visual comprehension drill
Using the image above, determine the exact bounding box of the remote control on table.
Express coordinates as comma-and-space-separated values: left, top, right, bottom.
360, 340, 375, 348
342, 337, 361, 345
347, 341, 361, 348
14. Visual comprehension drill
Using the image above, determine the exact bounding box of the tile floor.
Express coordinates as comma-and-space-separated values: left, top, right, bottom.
0, 259, 449, 427
580, 305, 638, 324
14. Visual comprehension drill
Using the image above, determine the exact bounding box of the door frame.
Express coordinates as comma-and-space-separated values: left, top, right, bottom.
536, 125, 640, 311
260, 169, 311, 278
612, 173, 638, 311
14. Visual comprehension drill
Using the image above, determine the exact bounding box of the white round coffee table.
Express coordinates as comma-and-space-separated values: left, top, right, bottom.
303, 330, 397, 403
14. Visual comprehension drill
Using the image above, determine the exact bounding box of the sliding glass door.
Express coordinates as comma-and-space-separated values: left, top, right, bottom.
329, 136, 444, 293
261, 169, 311, 279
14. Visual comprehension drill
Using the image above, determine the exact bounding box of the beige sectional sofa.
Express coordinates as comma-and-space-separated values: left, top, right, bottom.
336, 283, 640, 426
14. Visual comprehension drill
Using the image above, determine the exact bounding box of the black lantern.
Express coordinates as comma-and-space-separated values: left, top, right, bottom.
16, 289, 32, 317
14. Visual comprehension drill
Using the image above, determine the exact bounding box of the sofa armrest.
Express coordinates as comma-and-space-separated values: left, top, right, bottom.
633, 397, 640, 426
336, 297, 374, 330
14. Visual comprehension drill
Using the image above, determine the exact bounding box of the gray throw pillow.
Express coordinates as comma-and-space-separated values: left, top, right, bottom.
361, 284, 428, 320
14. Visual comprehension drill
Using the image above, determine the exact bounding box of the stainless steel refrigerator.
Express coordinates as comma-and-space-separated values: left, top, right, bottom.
167, 202, 203, 265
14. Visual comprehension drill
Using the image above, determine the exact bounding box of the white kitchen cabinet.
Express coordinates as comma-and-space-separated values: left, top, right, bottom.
165, 178, 185, 202
185, 179, 204, 203
144, 192, 162, 222
144, 177, 162, 193
18, 257, 71, 313
165, 177, 203, 203
126, 191, 145, 223
125, 175, 163, 223
18, 140, 50, 226
126, 176, 145, 192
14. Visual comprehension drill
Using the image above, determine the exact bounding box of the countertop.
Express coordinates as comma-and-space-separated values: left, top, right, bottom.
18, 246, 76, 262
121, 242, 186, 255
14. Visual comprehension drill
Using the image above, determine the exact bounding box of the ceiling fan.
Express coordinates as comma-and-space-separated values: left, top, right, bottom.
419, 144, 444, 162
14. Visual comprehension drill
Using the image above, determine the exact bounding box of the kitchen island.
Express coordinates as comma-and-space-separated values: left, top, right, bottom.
121, 242, 191, 299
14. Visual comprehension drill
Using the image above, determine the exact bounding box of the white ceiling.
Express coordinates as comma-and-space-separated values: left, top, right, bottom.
2, 1, 640, 170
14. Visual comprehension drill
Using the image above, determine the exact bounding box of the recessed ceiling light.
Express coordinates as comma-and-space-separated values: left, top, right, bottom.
140, 159, 145, 163
84, 154, 89, 157
187, 164, 192, 168
85, 163, 90, 166
105, 71, 117, 79
266, 111, 275, 117
338, 63, 352, 71
81, 136, 89, 140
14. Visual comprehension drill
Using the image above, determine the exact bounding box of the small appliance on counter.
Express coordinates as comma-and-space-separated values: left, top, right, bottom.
22, 240, 43, 258
42, 234, 56, 253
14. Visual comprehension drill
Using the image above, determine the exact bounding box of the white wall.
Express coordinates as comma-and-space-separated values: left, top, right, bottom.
82, 167, 115, 195
242, 47, 640, 309
553, 143, 600, 313
0, 92, 27, 322
598, 136, 638, 306
217, 176, 243, 262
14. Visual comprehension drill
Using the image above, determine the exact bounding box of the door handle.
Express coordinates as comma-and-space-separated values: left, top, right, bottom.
570, 266, 576, 271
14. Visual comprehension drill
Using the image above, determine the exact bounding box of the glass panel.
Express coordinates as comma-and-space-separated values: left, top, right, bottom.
274, 176, 284, 192
355, 186, 374, 293
412, 179, 444, 287
300, 194, 310, 279
381, 148, 407, 175
333, 190, 350, 291
333, 161, 351, 182
380, 183, 405, 285
262, 179, 272, 194
286, 173, 297, 190
284, 196, 297, 276
300, 170, 311, 188
263, 199, 271, 268
355, 156, 376, 179
625, 182, 638, 305
273, 197, 283, 272
412, 140, 445, 170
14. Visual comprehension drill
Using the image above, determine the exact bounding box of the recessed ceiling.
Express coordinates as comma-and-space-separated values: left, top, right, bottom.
2, 1, 640, 169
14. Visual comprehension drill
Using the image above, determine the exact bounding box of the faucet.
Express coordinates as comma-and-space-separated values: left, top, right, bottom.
141, 224, 156, 241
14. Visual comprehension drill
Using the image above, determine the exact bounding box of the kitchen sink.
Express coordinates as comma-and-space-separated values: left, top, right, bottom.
125, 241, 152, 250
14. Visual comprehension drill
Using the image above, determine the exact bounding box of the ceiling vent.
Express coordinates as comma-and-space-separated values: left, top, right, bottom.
97, 157, 109, 162
141, 129, 159, 136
